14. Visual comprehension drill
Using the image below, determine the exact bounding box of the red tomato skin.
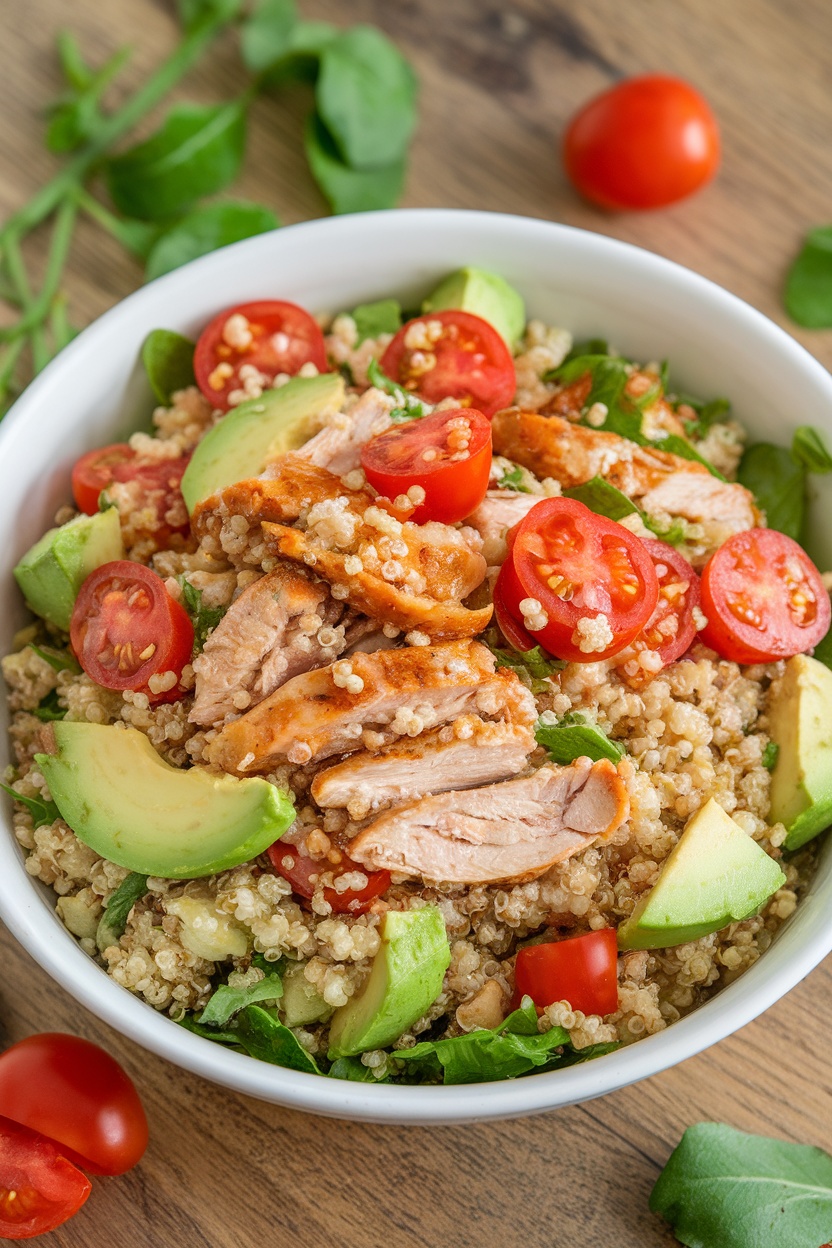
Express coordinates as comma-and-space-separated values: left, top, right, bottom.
70, 561, 194, 697
700, 528, 831, 664
0, 1036, 147, 1178
72, 444, 134, 515
194, 300, 328, 411
0, 1115, 91, 1240
380, 310, 516, 419
494, 560, 542, 652
637, 539, 701, 666
563, 74, 720, 211
515, 930, 619, 1015
267, 844, 391, 916
360, 408, 492, 524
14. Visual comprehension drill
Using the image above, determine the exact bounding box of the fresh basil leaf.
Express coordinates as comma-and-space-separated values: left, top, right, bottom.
316, 26, 417, 171
242, 0, 336, 83
650, 1122, 832, 1248
397, 997, 573, 1085
654, 432, 726, 479
304, 113, 405, 215
785, 225, 832, 328
485, 638, 564, 694
495, 463, 532, 493
762, 742, 779, 771
177, 0, 242, 34
107, 101, 248, 222
33, 690, 66, 722
792, 424, 832, 474
199, 973, 284, 1027
141, 329, 196, 404
351, 298, 402, 344
102, 872, 149, 939
28, 644, 79, 674
178, 577, 227, 651
145, 201, 279, 282
0, 783, 60, 829
328, 1056, 386, 1082
562, 337, 609, 364
234, 1005, 321, 1074
178, 1014, 240, 1045
536, 716, 625, 765
565, 476, 640, 523
737, 442, 806, 542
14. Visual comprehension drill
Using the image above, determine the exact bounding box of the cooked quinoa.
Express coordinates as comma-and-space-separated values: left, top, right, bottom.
2, 295, 820, 1084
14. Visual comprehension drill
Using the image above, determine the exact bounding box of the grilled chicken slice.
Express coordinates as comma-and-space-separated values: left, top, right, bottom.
206, 639, 536, 774
296, 387, 393, 475
464, 490, 541, 565
638, 472, 757, 564
190, 563, 368, 728
349, 758, 629, 885
310, 718, 536, 815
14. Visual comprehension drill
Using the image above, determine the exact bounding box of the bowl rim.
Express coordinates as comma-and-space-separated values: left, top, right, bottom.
2, 207, 831, 1124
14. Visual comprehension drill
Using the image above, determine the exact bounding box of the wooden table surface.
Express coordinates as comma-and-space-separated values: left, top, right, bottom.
2, 2, 832, 1245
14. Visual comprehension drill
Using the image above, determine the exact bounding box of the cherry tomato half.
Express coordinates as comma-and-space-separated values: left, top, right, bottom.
70, 561, 194, 698
498, 498, 659, 662
563, 74, 721, 211
493, 577, 540, 653
514, 929, 619, 1015
72, 443, 133, 515
700, 528, 831, 664
635, 539, 701, 666
361, 407, 492, 525
0, 1035, 148, 1178
380, 310, 516, 419
194, 300, 328, 411
72, 444, 191, 544
267, 843, 391, 916
0, 1115, 91, 1240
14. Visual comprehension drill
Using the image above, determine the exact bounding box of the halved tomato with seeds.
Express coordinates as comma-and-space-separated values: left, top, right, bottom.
633, 539, 700, 667
267, 843, 390, 915
0, 1115, 91, 1240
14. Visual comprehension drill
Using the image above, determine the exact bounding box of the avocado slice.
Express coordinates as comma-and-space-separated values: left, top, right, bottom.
768, 653, 832, 850
35, 723, 295, 879
14, 508, 123, 632
617, 798, 786, 950
281, 962, 332, 1027
180, 372, 345, 512
327, 907, 450, 1058
422, 266, 526, 348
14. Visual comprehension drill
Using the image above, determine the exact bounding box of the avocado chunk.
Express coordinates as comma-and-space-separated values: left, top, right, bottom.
281, 962, 332, 1027
181, 372, 345, 512
768, 653, 832, 850
14, 508, 123, 631
422, 266, 526, 348
35, 723, 295, 879
327, 907, 450, 1058
617, 798, 786, 950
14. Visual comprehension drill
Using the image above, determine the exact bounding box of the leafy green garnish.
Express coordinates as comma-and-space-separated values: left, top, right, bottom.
101, 873, 149, 941
178, 1014, 241, 1045
177, 578, 227, 651
234, 1005, 321, 1074
495, 463, 532, 493
535, 714, 625, 765
328, 1056, 387, 1083
485, 639, 565, 693
0, 783, 60, 829
792, 424, 832, 474
564, 476, 686, 546
650, 1122, 832, 1248
141, 329, 196, 404
28, 644, 80, 674
106, 100, 249, 222
304, 112, 406, 216
351, 298, 402, 345
785, 224, 832, 328
145, 201, 279, 282
32, 690, 66, 722
366, 356, 425, 421
676, 393, 731, 440
762, 742, 780, 772
199, 973, 284, 1028
737, 443, 805, 542
562, 337, 609, 364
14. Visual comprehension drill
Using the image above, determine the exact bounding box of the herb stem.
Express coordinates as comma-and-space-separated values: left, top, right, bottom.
49, 293, 73, 352
0, 199, 77, 344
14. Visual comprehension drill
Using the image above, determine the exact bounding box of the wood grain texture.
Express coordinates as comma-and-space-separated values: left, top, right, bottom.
2, 2, 832, 1245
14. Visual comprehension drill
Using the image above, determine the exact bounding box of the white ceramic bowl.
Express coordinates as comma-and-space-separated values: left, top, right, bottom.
2, 209, 831, 1124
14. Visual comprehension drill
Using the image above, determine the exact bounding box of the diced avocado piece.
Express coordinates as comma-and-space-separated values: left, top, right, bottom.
617, 798, 786, 950
768, 653, 832, 850
35, 723, 295, 879
422, 266, 526, 348
56, 894, 99, 940
281, 962, 333, 1027
165, 894, 250, 960
181, 372, 345, 512
14, 508, 124, 632
328, 907, 450, 1058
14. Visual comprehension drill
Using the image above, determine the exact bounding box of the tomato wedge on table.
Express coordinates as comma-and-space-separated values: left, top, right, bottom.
194, 300, 328, 411
700, 528, 830, 664
360, 407, 492, 525
380, 310, 516, 418
496, 498, 659, 663
514, 929, 619, 1015
0, 1115, 91, 1240
70, 561, 194, 698
268, 844, 390, 916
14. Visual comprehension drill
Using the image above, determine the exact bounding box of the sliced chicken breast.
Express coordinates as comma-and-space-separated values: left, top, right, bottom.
296, 387, 393, 475
310, 718, 536, 815
206, 639, 536, 774
639, 472, 757, 563
348, 758, 630, 885
464, 490, 542, 565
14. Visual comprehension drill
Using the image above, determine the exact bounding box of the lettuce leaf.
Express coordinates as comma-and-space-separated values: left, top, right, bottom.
199, 973, 284, 1028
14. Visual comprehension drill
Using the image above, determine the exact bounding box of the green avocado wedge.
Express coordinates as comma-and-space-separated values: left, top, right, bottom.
422, 266, 526, 348
180, 372, 345, 512
14, 508, 124, 632
35, 723, 295, 879
617, 798, 786, 950
328, 907, 450, 1058
768, 653, 832, 850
